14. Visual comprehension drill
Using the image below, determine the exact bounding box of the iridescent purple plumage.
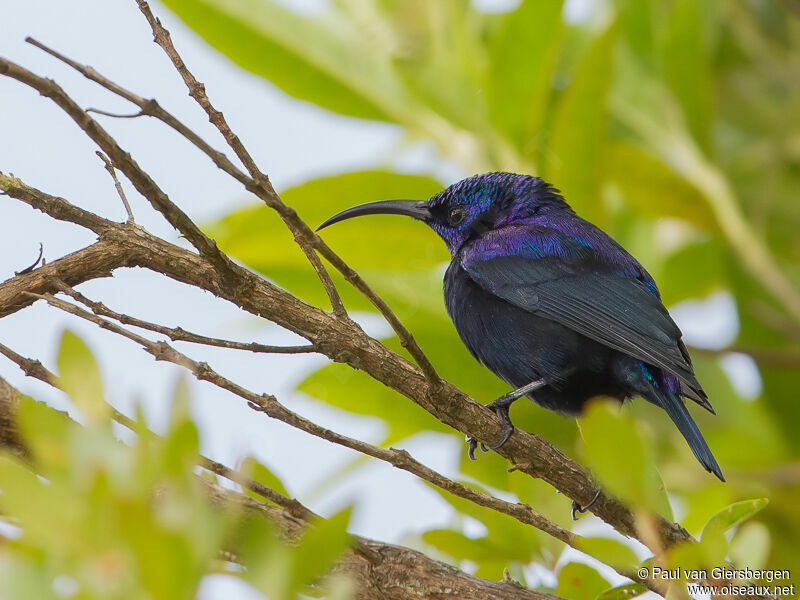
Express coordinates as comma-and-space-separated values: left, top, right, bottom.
319, 171, 723, 481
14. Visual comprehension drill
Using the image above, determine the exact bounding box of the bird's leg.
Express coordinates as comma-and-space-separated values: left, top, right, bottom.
466, 379, 547, 460
571, 489, 601, 521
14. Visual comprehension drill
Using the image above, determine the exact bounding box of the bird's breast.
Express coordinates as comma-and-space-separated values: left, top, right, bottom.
443, 260, 554, 383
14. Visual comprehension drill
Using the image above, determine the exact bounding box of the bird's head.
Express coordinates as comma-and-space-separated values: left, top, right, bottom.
317, 172, 570, 255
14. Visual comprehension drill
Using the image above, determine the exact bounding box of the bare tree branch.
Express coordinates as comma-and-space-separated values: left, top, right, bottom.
0, 238, 127, 318
0, 170, 692, 554
0, 55, 235, 277
25, 31, 439, 383
52, 281, 317, 355
0, 374, 565, 600
137, 3, 441, 380
0, 14, 780, 598
25, 292, 577, 543
1, 318, 666, 595
137, 0, 348, 318
95, 151, 134, 223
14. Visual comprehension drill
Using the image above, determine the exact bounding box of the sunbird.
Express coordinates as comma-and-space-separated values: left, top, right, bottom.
318, 172, 723, 488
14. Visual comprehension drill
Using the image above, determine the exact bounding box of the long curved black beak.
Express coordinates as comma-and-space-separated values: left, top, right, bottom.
316, 199, 430, 232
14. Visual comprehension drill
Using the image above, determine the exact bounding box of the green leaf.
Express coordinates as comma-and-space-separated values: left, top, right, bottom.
557, 562, 610, 600
57, 329, 109, 425
487, 0, 564, 149
237, 516, 289, 598
659, 0, 715, 150
239, 456, 290, 500
15, 394, 72, 470
162, 418, 200, 478
596, 582, 647, 600
323, 574, 357, 600
579, 401, 667, 515
574, 537, 639, 571
658, 236, 727, 306
613, 0, 655, 65
299, 362, 449, 443
162, 377, 200, 476
422, 528, 497, 562
701, 497, 769, 541
292, 507, 352, 589
389, 1, 492, 133
0, 554, 55, 600
666, 535, 726, 573
545, 24, 617, 223
729, 521, 770, 571
210, 170, 444, 272
167, 375, 191, 434
606, 142, 716, 230
160, 0, 403, 121
206, 170, 446, 309
0, 455, 88, 568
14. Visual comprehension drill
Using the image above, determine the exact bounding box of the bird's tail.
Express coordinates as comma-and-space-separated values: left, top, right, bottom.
651, 384, 724, 482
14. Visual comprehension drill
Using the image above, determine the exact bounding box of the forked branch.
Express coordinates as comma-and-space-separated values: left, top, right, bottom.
2, 18, 750, 594
0, 373, 560, 600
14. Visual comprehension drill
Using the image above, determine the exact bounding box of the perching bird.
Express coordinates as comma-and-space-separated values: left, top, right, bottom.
318, 172, 724, 485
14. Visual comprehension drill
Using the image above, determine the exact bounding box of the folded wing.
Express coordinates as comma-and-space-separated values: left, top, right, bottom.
462, 231, 710, 410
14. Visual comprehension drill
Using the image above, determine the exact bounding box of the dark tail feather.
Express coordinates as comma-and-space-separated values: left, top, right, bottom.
655, 388, 724, 482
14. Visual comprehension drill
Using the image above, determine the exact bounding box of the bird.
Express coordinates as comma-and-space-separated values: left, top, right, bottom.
317, 172, 724, 492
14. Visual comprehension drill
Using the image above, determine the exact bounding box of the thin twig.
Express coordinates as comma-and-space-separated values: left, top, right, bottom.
0, 55, 236, 278
95, 151, 134, 223
51, 279, 317, 355
1, 171, 116, 234
0, 339, 307, 516
1, 173, 691, 554
86, 108, 146, 119
0, 367, 565, 600
26, 291, 575, 541
26, 31, 439, 383
136, 1, 348, 318
24, 37, 251, 188
0, 342, 59, 387
0, 313, 662, 594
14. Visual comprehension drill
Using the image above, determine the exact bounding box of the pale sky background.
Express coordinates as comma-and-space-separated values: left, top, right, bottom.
0, 1, 750, 598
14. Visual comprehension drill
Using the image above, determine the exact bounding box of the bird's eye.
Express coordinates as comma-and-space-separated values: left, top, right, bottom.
447, 206, 466, 226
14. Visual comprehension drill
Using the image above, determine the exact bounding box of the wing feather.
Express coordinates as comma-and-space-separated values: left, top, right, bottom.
464, 248, 709, 408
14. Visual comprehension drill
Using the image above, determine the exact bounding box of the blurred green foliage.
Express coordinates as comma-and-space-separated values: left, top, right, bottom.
4, 0, 793, 596
172, 0, 800, 593
0, 331, 352, 599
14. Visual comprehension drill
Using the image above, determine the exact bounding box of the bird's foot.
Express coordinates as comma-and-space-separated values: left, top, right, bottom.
466, 435, 482, 461
466, 398, 515, 459
571, 489, 601, 521
484, 397, 516, 450
466, 382, 547, 460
